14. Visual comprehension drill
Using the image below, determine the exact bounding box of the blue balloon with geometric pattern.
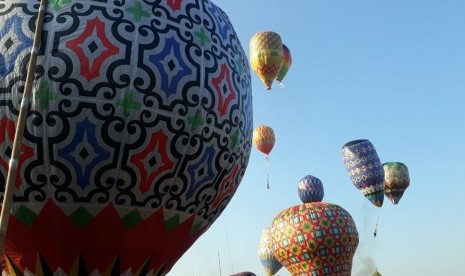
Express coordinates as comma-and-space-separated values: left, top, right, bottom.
341, 139, 385, 207
297, 175, 324, 203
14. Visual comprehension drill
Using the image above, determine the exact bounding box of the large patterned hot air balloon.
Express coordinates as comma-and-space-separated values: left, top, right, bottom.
297, 175, 324, 203
258, 226, 282, 276
0, 1, 253, 275
341, 139, 385, 207
276, 44, 292, 85
383, 162, 410, 204
270, 202, 359, 275
249, 31, 283, 90
252, 125, 275, 188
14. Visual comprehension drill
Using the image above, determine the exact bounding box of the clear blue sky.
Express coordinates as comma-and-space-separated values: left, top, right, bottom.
170, 1, 465, 275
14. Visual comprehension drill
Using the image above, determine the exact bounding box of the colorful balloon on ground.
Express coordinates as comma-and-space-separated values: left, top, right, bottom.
383, 162, 410, 204
297, 175, 324, 203
341, 139, 385, 207
249, 31, 284, 90
276, 44, 292, 83
270, 202, 359, 275
258, 226, 283, 276
0, 1, 252, 275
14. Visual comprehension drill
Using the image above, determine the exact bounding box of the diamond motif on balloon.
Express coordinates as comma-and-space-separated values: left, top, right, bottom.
66, 17, 119, 81
186, 146, 215, 198
0, 15, 32, 76
130, 130, 174, 194
213, 64, 236, 116
58, 118, 110, 189
0, 117, 34, 188
149, 37, 192, 96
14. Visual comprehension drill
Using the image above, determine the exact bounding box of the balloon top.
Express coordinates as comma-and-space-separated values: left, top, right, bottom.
341, 139, 369, 149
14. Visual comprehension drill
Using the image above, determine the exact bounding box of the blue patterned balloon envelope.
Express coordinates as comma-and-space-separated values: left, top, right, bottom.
341, 139, 384, 207
0, 1, 252, 275
297, 175, 324, 203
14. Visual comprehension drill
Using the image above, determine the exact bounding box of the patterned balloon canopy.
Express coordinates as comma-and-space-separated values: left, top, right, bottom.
249, 31, 283, 90
297, 175, 324, 203
341, 139, 385, 207
252, 125, 275, 156
276, 44, 292, 83
383, 162, 410, 205
270, 202, 359, 276
258, 226, 283, 276
0, 0, 252, 275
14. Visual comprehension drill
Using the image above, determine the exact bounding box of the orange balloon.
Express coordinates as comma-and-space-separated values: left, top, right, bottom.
253, 125, 275, 155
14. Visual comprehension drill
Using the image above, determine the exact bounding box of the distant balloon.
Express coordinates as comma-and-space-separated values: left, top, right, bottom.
258, 226, 283, 276
0, 0, 252, 274
297, 175, 324, 203
276, 44, 292, 84
249, 31, 284, 90
341, 139, 385, 207
270, 202, 359, 275
253, 125, 275, 156
253, 125, 275, 188
383, 162, 410, 204
372, 269, 382, 276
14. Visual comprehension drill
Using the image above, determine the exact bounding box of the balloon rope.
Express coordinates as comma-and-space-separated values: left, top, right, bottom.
0, 0, 48, 252
222, 216, 234, 273
266, 155, 270, 189
217, 247, 222, 276
277, 81, 286, 89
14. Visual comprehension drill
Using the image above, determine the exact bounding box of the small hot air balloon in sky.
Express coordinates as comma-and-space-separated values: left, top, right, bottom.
253, 125, 275, 189
276, 44, 292, 87
383, 162, 410, 204
0, 0, 252, 274
270, 202, 359, 275
258, 226, 283, 276
341, 139, 385, 207
297, 175, 324, 203
372, 269, 382, 276
249, 31, 283, 90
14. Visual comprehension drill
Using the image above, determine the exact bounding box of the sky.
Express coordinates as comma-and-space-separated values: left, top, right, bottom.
169, 0, 465, 275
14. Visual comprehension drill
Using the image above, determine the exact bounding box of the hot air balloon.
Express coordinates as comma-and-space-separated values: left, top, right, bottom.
249, 31, 283, 90
341, 139, 385, 207
258, 226, 283, 276
270, 202, 359, 275
276, 44, 292, 86
297, 175, 324, 203
0, 1, 253, 275
372, 269, 382, 276
383, 162, 410, 204
230, 272, 257, 276
252, 125, 275, 189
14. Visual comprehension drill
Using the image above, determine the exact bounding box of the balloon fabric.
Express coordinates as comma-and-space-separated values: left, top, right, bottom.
0, 1, 252, 275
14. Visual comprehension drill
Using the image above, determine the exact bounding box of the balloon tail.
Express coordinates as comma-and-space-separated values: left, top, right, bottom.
374, 211, 380, 238
266, 155, 270, 189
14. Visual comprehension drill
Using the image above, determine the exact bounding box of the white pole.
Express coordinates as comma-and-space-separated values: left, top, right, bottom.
0, 0, 48, 252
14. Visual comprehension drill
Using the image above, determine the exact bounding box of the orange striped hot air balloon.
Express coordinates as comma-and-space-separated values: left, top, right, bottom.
253, 125, 275, 188
249, 31, 283, 90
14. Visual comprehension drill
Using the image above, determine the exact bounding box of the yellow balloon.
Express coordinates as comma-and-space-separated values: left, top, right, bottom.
249, 31, 283, 90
